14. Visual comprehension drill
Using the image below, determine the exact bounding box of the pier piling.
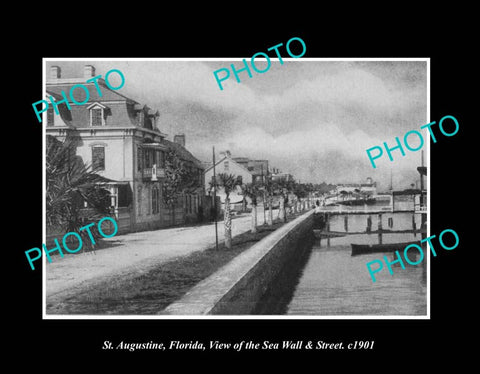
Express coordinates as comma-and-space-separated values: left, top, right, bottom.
412, 214, 417, 237
378, 214, 383, 245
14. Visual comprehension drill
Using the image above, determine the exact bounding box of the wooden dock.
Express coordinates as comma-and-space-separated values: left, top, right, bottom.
315, 208, 424, 215
313, 208, 427, 238
313, 228, 426, 238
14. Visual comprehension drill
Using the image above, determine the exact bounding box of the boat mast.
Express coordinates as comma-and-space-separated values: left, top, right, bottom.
390, 169, 394, 211
389, 168, 393, 191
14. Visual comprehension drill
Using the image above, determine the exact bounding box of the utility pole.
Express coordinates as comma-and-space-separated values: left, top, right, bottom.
261, 164, 266, 225
212, 146, 218, 251
420, 150, 424, 192
420, 149, 426, 231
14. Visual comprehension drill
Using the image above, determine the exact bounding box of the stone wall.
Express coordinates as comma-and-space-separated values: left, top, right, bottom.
162, 209, 315, 315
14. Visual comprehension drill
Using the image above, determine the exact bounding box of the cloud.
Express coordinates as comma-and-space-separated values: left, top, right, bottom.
46, 59, 427, 188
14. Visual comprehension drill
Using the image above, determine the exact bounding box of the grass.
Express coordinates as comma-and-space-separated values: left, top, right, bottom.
46, 213, 304, 315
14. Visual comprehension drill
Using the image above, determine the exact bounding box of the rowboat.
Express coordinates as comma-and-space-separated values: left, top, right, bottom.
313, 229, 346, 239
351, 241, 421, 256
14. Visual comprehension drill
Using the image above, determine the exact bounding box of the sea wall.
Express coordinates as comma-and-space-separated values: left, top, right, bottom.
162, 209, 315, 315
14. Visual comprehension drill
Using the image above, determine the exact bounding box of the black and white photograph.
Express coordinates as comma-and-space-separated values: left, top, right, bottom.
13, 23, 471, 364
42, 58, 429, 318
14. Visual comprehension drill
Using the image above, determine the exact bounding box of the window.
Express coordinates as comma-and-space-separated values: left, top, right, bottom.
152, 187, 159, 214
47, 108, 54, 126
147, 187, 151, 215
137, 147, 143, 172
145, 115, 153, 130
224, 161, 229, 171
137, 186, 142, 216
156, 151, 163, 167
91, 108, 103, 126
92, 146, 105, 171
159, 151, 165, 168
145, 149, 153, 168
87, 103, 108, 126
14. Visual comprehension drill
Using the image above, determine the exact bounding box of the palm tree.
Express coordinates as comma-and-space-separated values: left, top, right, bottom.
260, 176, 275, 226
241, 182, 260, 233
273, 178, 295, 222
215, 173, 242, 249
46, 135, 112, 250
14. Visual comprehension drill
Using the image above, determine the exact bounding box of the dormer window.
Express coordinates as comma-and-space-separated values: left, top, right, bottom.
91, 108, 103, 126
87, 102, 108, 126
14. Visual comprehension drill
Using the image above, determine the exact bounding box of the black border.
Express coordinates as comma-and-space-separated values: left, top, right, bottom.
15, 25, 470, 363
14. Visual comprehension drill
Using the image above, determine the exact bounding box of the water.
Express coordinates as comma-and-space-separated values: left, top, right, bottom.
285, 211, 427, 316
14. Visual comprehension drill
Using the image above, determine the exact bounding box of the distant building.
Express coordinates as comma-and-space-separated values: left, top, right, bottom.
335, 177, 377, 195
271, 167, 294, 183
46, 65, 204, 234
204, 151, 249, 205
232, 157, 269, 184
204, 151, 271, 209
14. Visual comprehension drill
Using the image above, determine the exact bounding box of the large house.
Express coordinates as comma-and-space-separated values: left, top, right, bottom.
46, 64, 204, 234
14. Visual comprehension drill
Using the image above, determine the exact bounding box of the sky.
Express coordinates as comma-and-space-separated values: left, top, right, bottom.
46, 59, 428, 191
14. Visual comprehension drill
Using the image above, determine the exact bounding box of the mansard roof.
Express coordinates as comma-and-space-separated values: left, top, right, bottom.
47, 80, 136, 105
46, 80, 162, 131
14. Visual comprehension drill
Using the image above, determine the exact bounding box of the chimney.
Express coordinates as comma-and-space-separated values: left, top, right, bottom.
84, 65, 96, 78
50, 65, 61, 79
173, 134, 186, 147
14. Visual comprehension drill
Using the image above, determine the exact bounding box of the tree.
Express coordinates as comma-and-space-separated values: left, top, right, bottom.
241, 182, 260, 233
274, 179, 295, 222
215, 173, 242, 249
292, 182, 308, 199
260, 174, 282, 226
162, 148, 196, 225
46, 135, 111, 250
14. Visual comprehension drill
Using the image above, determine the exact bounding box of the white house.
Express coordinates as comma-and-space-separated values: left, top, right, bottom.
204, 151, 252, 205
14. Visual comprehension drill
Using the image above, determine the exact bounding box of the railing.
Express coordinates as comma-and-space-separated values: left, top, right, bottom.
413, 192, 427, 213
414, 204, 427, 212
142, 165, 165, 180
